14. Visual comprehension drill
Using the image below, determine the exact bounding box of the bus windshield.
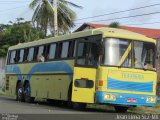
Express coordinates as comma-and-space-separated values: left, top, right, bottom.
101, 38, 156, 70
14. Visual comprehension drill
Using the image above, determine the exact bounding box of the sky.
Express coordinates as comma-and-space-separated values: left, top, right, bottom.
0, 0, 160, 30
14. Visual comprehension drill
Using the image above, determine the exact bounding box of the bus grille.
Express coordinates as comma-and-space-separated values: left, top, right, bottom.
107, 77, 153, 93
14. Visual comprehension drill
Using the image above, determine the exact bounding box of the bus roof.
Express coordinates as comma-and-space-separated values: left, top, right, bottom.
8, 27, 155, 50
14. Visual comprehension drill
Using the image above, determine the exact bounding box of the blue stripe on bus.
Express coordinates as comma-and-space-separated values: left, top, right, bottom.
5, 65, 22, 80
26, 62, 73, 80
107, 77, 153, 93
6, 62, 73, 81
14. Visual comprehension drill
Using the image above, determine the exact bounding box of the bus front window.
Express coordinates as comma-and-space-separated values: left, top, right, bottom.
101, 38, 131, 67
101, 38, 156, 70
134, 41, 155, 70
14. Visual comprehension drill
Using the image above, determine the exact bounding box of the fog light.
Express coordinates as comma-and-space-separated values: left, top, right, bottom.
104, 94, 110, 99
104, 94, 116, 101
146, 96, 156, 103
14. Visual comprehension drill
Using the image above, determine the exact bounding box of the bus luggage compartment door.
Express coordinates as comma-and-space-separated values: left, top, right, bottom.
72, 67, 96, 103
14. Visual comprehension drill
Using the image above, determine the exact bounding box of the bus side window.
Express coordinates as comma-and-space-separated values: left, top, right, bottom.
37, 45, 45, 62
15, 50, 20, 63
24, 48, 29, 62
73, 40, 77, 57
68, 41, 75, 58
19, 49, 24, 63
76, 42, 87, 65
56, 43, 62, 59
33, 47, 38, 61
10, 50, 16, 64
48, 43, 56, 60
61, 41, 69, 58
45, 44, 50, 60
76, 40, 98, 67
27, 47, 34, 62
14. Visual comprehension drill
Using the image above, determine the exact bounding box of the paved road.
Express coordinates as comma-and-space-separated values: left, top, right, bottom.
0, 96, 119, 120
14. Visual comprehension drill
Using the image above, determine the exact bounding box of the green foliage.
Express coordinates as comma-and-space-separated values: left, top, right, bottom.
30, 0, 82, 36
0, 44, 10, 57
109, 22, 120, 28
0, 18, 45, 57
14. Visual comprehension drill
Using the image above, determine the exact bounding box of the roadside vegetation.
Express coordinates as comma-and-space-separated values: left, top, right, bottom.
0, 1, 81, 57
87, 102, 160, 114
0, 18, 45, 57
0, 87, 5, 96
129, 102, 160, 114
29, 0, 82, 36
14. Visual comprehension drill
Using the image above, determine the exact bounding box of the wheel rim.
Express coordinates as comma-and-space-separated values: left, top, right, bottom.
24, 85, 31, 98
18, 87, 22, 99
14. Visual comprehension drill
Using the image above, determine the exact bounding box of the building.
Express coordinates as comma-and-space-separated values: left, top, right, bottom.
75, 23, 160, 39
75, 23, 160, 81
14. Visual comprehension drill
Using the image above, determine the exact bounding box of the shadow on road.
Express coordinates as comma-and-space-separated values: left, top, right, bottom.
0, 96, 135, 114
31, 100, 116, 113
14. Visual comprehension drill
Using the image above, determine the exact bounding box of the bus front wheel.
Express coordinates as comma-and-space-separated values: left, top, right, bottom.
24, 82, 34, 103
16, 82, 24, 102
114, 106, 128, 113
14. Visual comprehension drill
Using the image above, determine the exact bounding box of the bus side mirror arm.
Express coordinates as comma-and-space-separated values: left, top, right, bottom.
98, 43, 104, 56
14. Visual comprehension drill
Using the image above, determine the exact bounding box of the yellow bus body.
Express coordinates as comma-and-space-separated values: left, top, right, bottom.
5, 27, 157, 108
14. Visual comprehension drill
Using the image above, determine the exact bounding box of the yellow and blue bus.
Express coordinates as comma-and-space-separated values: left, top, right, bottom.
5, 27, 157, 112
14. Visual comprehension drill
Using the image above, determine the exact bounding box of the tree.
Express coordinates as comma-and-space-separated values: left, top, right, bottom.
29, 0, 82, 36
109, 22, 120, 28
0, 18, 45, 57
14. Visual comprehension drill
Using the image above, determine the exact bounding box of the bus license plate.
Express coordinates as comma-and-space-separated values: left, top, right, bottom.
127, 98, 137, 103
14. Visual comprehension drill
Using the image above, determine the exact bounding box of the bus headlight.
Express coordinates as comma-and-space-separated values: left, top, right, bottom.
104, 94, 116, 101
146, 97, 156, 103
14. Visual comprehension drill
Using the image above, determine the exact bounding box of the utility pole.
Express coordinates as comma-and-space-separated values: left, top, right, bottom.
52, 0, 58, 36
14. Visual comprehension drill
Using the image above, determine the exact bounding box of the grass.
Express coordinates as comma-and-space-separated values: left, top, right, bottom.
0, 87, 5, 96
87, 104, 115, 111
128, 102, 160, 114
87, 102, 160, 114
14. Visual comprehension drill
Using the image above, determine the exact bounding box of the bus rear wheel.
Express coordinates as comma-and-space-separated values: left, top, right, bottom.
114, 106, 128, 113
16, 82, 24, 102
24, 82, 34, 103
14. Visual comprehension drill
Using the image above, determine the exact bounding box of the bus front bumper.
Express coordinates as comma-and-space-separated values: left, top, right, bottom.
96, 91, 157, 107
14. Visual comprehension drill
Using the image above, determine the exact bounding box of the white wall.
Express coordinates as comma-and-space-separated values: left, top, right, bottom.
0, 57, 6, 87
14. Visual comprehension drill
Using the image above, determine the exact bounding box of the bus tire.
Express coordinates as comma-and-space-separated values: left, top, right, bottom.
114, 106, 128, 113
72, 102, 86, 110
16, 82, 24, 102
24, 82, 34, 103
67, 83, 72, 107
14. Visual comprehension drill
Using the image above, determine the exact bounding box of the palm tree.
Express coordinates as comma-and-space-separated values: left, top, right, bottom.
29, 0, 82, 36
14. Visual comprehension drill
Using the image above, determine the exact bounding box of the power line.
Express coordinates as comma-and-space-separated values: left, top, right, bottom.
75, 11, 160, 24
127, 21, 160, 26
76, 3, 160, 21
0, 2, 28, 4
119, 15, 160, 25
0, 5, 27, 13
18, 9, 32, 18
0, 1, 29, 2
0, 1, 29, 5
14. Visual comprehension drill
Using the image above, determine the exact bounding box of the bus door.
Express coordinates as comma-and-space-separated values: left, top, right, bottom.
72, 39, 99, 103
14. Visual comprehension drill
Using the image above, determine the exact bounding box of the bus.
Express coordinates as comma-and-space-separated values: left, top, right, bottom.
5, 27, 157, 112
